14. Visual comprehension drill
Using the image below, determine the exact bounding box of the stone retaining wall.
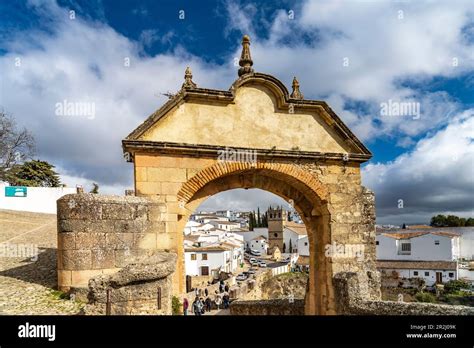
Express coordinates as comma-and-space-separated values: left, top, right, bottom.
334, 272, 474, 315
230, 299, 305, 315
57, 193, 172, 297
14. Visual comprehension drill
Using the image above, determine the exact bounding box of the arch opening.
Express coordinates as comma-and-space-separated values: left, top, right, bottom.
177, 167, 335, 315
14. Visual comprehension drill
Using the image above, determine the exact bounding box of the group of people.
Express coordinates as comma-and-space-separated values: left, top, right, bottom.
182, 280, 231, 316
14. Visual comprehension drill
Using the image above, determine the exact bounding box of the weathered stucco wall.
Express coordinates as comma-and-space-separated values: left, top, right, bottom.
140, 85, 352, 154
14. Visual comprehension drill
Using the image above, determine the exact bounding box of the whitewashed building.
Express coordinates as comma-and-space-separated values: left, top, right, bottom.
249, 236, 268, 254
297, 235, 310, 256
209, 220, 241, 231
235, 222, 308, 254
376, 230, 461, 285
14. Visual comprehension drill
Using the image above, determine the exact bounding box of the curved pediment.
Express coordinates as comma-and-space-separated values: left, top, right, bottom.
123, 71, 371, 161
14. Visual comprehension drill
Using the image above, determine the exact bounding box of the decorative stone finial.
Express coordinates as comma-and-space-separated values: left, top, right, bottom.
238, 35, 254, 77
290, 76, 304, 99
182, 66, 197, 89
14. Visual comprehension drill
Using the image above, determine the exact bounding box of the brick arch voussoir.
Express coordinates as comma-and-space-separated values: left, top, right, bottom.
177, 161, 329, 204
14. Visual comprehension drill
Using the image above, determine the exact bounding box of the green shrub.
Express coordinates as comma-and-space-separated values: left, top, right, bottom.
444, 280, 470, 294
415, 292, 436, 303
172, 296, 181, 315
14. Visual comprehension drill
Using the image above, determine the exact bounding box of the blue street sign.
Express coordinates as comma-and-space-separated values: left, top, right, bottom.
5, 186, 27, 197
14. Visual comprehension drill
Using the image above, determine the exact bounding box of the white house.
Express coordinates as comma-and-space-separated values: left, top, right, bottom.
376, 230, 461, 285
185, 243, 242, 277
283, 222, 307, 254
249, 236, 268, 254
376, 231, 460, 261
209, 220, 241, 231
377, 260, 458, 286
297, 235, 310, 256
234, 222, 308, 255
183, 220, 201, 235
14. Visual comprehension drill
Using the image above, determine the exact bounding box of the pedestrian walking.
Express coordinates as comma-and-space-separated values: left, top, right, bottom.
205, 296, 212, 312
215, 293, 222, 310
223, 292, 230, 309
183, 297, 189, 316
192, 296, 202, 316
200, 297, 205, 315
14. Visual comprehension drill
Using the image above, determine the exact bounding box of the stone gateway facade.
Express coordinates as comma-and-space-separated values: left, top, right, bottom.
57, 35, 384, 315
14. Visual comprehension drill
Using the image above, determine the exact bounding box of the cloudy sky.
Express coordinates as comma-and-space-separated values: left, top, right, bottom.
0, 0, 473, 224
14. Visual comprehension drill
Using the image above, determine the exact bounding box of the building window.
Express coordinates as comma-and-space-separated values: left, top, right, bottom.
274, 233, 278, 237
424, 271, 429, 276
202, 253, 207, 260
201, 266, 209, 276
399, 242, 411, 255
376, 241, 379, 245
435, 240, 440, 245
191, 254, 196, 260
414, 271, 418, 276
304, 242, 308, 246
449, 272, 454, 278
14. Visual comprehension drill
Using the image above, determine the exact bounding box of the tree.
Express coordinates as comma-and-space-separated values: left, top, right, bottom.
283, 242, 286, 253
430, 214, 473, 227
262, 212, 268, 227
466, 218, 474, 227
0, 111, 35, 181
289, 239, 293, 253
5, 160, 60, 187
446, 215, 461, 227
90, 183, 99, 194
402, 223, 406, 229
430, 214, 447, 227
257, 207, 261, 227
249, 212, 255, 231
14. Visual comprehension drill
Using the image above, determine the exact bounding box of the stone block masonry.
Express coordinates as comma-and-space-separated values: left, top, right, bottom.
56, 193, 177, 301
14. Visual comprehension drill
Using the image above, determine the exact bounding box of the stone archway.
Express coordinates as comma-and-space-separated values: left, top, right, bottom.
119, 36, 380, 314
176, 162, 333, 314
56, 35, 381, 315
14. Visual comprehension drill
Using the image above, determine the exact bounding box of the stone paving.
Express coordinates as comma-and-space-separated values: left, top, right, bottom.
0, 210, 84, 315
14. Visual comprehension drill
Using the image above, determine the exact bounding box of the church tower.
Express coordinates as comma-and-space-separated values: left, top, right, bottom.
267, 206, 286, 252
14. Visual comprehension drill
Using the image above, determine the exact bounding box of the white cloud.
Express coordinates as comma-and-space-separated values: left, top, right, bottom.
1, 0, 473, 223
225, 0, 473, 141
362, 109, 474, 224
1, 0, 233, 193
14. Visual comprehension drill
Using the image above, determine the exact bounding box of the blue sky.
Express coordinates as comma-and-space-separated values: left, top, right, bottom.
0, 0, 473, 224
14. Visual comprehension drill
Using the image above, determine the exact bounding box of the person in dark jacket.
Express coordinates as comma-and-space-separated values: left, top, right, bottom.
192, 296, 203, 316
205, 296, 212, 312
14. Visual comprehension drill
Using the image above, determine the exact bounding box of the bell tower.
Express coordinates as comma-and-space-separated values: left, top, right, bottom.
267, 206, 286, 252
